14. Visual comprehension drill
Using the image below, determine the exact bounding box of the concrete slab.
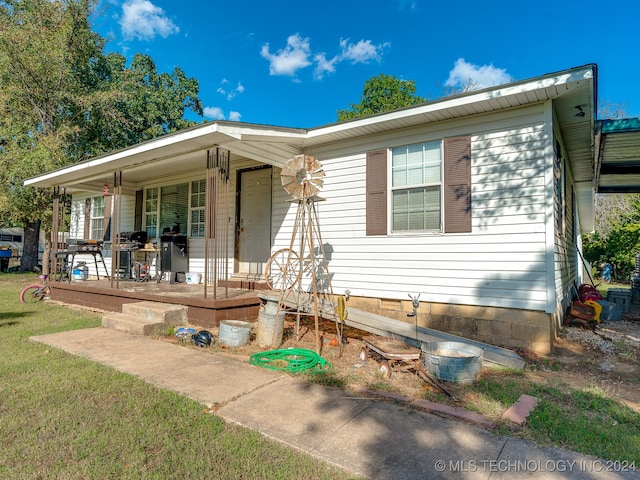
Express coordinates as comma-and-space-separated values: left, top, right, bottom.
30, 328, 284, 407
30, 327, 639, 480
218, 377, 502, 480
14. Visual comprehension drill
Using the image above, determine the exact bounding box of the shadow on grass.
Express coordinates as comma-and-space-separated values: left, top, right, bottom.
0, 311, 32, 325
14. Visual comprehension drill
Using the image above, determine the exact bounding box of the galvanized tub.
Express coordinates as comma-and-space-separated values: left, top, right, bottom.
219, 320, 252, 347
421, 341, 483, 384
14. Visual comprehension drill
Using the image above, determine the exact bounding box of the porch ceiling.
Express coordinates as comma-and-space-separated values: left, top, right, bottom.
595, 118, 640, 193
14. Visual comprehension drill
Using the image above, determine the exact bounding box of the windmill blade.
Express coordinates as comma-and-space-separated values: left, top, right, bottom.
280, 154, 325, 199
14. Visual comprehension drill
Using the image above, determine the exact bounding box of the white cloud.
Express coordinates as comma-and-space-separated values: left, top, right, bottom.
203, 107, 225, 120
203, 106, 241, 122
217, 79, 245, 101
445, 58, 512, 89
339, 38, 385, 64
313, 53, 339, 79
120, 0, 179, 41
260, 33, 312, 76
264, 34, 388, 80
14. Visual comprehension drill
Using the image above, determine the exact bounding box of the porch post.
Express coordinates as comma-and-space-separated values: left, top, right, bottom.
50, 187, 60, 276
110, 171, 123, 289
204, 148, 231, 299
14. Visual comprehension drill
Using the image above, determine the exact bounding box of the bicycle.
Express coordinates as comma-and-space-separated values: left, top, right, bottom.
20, 274, 52, 303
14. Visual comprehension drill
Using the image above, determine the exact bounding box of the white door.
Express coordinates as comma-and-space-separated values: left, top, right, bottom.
238, 168, 272, 276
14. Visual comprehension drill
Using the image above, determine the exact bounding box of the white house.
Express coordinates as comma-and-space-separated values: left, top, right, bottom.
27, 64, 614, 353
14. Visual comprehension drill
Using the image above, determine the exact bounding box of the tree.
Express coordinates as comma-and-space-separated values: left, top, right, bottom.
336, 74, 427, 121
0, 0, 103, 270
0, 0, 203, 271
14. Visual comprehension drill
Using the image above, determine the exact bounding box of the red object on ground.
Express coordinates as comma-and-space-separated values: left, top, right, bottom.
578, 284, 603, 301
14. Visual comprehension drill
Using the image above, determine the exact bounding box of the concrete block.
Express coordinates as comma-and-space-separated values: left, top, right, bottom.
122, 301, 187, 325
102, 313, 165, 336
501, 394, 538, 426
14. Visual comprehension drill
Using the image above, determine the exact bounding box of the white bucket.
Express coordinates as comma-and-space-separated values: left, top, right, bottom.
185, 272, 201, 285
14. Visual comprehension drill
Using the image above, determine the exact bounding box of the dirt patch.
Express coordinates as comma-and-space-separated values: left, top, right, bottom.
533, 318, 640, 411
163, 311, 640, 418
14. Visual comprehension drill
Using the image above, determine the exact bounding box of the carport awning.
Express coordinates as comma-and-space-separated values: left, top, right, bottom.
596, 118, 640, 193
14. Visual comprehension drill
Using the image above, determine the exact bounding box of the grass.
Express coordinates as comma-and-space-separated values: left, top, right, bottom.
0, 273, 360, 480
451, 371, 640, 464
3, 273, 639, 473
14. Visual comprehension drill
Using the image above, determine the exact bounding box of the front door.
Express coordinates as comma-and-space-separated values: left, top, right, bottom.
237, 167, 272, 277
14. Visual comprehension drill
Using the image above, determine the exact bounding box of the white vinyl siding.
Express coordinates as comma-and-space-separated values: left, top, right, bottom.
271, 104, 553, 312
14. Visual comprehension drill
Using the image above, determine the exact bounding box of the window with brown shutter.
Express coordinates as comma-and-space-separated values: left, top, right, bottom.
366, 149, 388, 235
443, 136, 472, 233
366, 137, 471, 236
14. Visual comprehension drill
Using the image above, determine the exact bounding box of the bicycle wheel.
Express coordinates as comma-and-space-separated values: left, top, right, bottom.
20, 285, 47, 303
264, 249, 301, 291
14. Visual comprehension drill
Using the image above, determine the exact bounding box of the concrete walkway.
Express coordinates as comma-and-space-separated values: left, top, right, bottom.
31, 328, 638, 480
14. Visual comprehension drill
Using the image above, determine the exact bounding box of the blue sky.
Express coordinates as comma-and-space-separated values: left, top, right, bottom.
93, 0, 640, 128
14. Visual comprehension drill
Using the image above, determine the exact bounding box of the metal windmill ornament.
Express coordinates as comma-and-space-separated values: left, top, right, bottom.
280, 154, 325, 199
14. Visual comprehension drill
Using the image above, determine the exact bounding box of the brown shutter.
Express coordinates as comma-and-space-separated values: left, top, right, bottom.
444, 136, 472, 233
83, 198, 91, 239
102, 195, 112, 241
134, 190, 143, 232
366, 149, 388, 236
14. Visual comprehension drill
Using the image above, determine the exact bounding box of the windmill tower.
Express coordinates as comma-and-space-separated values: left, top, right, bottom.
264, 154, 342, 354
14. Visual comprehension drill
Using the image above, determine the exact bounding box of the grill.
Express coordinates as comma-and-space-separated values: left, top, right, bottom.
67, 239, 102, 252
103, 231, 148, 279
159, 234, 188, 284
116, 231, 148, 249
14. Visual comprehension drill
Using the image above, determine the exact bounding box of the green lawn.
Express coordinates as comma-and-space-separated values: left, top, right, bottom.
0, 273, 360, 479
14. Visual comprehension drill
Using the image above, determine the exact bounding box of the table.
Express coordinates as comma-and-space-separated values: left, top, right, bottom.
55, 250, 110, 282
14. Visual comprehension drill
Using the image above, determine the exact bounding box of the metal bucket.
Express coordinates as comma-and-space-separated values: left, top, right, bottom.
421, 341, 483, 384
219, 320, 252, 347
257, 310, 285, 348
257, 293, 280, 315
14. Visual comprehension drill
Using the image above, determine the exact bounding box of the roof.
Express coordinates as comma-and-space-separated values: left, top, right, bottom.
25, 65, 597, 229
595, 118, 640, 193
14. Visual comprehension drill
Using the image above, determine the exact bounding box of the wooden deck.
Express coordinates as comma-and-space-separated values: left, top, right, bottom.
50, 278, 266, 329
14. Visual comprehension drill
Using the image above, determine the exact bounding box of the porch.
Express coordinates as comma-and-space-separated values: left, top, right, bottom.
49, 277, 267, 329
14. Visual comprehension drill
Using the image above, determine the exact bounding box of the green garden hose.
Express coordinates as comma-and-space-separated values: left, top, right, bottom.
249, 348, 331, 374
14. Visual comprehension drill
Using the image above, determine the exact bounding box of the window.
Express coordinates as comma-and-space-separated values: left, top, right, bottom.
144, 188, 158, 239
366, 136, 471, 235
90, 196, 105, 240
190, 179, 206, 237
391, 141, 442, 232
143, 181, 202, 238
